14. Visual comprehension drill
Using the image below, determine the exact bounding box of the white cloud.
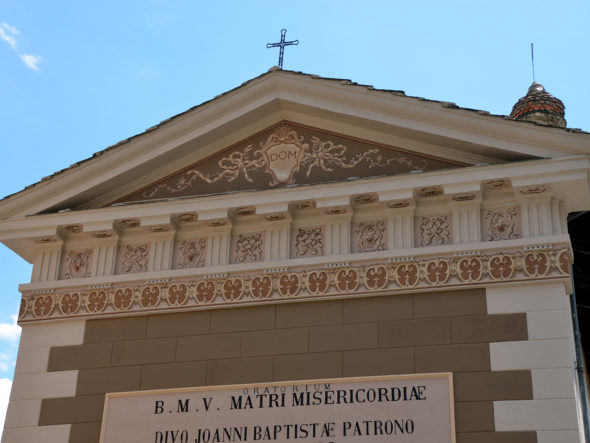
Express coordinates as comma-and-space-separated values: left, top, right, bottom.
19, 54, 43, 71
1, 23, 19, 35
1, 23, 44, 71
0, 355, 12, 373
0, 316, 20, 343
0, 378, 12, 433
0, 315, 20, 374
0, 22, 18, 49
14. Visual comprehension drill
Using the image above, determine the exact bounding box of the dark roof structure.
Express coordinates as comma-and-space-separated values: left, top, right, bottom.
510, 82, 567, 128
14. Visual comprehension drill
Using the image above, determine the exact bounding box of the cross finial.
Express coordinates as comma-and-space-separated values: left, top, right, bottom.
531, 43, 536, 83
266, 29, 299, 69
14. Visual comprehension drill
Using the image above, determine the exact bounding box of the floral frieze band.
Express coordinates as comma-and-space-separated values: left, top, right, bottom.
19, 245, 571, 323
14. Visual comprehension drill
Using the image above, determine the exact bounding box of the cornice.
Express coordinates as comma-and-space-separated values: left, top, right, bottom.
0, 154, 586, 233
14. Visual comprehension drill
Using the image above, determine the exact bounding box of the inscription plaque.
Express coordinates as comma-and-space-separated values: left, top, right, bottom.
100, 373, 455, 443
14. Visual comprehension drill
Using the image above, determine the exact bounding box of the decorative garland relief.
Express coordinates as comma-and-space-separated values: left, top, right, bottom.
141, 125, 428, 198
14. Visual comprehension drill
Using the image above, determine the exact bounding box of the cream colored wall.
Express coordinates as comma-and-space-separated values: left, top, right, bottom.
2, 320, 85, 443
488, 282, 584, 443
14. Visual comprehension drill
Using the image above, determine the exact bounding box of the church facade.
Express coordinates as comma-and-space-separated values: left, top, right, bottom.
0, 69, 589, 442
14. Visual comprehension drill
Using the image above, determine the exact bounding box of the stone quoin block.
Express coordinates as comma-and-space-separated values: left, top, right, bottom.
413, 289, 487, 319
84, 316, 147, 343
47, 342, 113, 371
274, 352, 342, 381
309, 323, 378, 352
206, 357, 274, 386
111, 338, 176, 366
141, 361, 207, 390
176, 333, 242, 362
276, 299, 343, 328
146, 310, 211, 338
378, 317, 451, 347
210, 305, 275, 333
342, 347, 415, 376
342, 294, 413, 323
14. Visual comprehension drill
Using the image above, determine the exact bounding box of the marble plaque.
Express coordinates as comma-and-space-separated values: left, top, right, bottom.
100, 373, 455, 443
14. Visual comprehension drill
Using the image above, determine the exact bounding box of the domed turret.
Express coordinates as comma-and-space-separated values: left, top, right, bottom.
510, 82, 566, 128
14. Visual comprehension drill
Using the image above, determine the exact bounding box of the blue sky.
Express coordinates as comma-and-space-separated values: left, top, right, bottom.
0, 0, 588, 429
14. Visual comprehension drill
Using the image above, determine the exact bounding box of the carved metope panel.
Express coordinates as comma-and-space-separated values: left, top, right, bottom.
293, 226, 324, 258
417, 214, 452, 247
353, 221, 386, 253
60, 249, 93, 279
483, 207, 521, 241
174, 238, 207, 269
232, 232, 264, 264
117, 243, 150, 274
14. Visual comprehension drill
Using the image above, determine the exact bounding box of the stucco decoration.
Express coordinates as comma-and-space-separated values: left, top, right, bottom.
119, 244, 149, 273
64, 225, 82, 233
519, 184, 548, 195
452, 193, 477, 202
417, 186, 443, 198
93, 231, 113, 238
484, 207, 521, 241
250, 275, 273, 299
418, 215, 452, 247
140, 286, 160, 309
484, 179, 510, 191
119, 123, 463, 204
386, 199, 411, 209
61, 249, 93, 279
86, 289, 108, 313
292, 200, 315, 210
234, 233, 263, 263
175, 239, 207, 269
18, 245, 571, 322
294, 227, 324, 257
264, 213, 287, 221
118, 219, 140, 229
354, 221, 386, 252
36, 236, 58, 244
352, 193, 378, 204
233, 206, 256, 217
58, 293, 81, 315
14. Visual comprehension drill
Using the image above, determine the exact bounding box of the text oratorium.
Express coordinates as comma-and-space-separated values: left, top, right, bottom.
100, 373, 455, 443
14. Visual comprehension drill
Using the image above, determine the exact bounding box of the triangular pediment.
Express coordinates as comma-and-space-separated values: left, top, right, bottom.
1, 69, 588, 219
117, 122, 465, 204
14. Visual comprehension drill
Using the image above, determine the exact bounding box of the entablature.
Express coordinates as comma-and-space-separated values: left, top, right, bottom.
0, 156, 587, 287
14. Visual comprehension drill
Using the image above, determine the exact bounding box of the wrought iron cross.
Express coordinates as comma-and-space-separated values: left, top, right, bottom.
266, 29, 298, 69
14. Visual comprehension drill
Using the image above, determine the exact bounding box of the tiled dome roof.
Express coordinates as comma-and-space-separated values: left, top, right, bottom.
510, 82, 566, 128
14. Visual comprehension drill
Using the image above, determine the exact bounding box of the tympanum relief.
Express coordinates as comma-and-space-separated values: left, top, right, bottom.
119, 124, 462, 204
